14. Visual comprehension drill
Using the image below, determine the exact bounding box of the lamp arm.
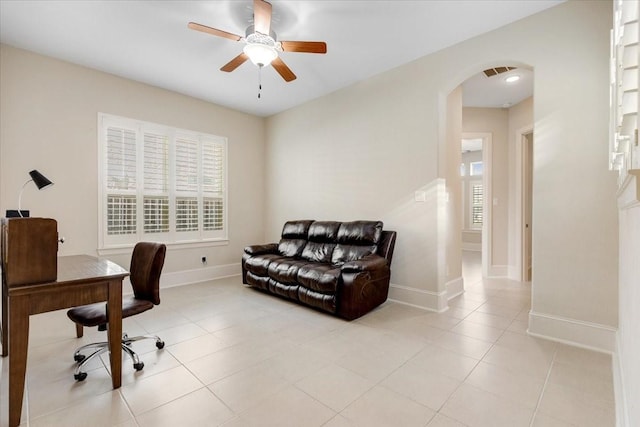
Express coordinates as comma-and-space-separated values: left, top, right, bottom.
17, 179, 34, 218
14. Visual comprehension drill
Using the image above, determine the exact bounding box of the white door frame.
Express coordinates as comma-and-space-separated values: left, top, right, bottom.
514, 125, 534, 282
462, 132, 492, 278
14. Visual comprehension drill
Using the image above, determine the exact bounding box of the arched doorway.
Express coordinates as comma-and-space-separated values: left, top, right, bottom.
442, 63, 534, 301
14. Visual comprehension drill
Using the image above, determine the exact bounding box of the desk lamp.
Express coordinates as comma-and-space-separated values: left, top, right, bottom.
17, 169, 54, 217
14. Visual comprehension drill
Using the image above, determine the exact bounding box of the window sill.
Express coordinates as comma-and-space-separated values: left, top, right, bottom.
97, 238, 229, 256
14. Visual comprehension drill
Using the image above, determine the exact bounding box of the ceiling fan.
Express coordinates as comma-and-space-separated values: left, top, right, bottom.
188, 0, 327, 83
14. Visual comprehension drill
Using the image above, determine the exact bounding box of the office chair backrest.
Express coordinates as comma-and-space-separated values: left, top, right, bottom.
130, 242, 166, 305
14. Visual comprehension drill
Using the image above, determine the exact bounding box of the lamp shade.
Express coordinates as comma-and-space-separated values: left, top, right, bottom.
29, 169, 53, 190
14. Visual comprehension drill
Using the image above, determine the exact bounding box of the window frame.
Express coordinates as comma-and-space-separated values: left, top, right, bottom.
98, 113, 228, 251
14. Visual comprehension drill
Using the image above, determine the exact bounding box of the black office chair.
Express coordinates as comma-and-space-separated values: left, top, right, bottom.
67, 242, 167, 381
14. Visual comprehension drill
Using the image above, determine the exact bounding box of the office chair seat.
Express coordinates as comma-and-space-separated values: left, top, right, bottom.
67, 297, 154, 327
66, 242, 166, 381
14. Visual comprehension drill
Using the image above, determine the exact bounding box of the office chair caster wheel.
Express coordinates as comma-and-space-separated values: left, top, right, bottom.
133, 362, 144, 371
74, 372, 88, 381
74, 354, 86, 363
156, 340, 165, 349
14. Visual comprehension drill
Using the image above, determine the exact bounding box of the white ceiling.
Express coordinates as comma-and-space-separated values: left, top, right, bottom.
0, 1, 557, 117
462, 138, 483, 153
463, 67, 534, 108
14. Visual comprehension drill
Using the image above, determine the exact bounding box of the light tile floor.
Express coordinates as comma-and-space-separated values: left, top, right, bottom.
0, 251, 615, 426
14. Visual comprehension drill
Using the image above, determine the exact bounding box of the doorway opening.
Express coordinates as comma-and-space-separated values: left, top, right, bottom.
461, 133, 492, 283
451, 64, 534, 291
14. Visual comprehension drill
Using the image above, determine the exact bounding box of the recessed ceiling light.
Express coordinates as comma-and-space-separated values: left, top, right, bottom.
505, 75, 521, 83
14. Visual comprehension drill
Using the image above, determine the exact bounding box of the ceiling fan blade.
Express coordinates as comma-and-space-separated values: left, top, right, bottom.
188, 22, 242, 42
221, 53, 249, 72
281, 41, 327, 54
271, 57, 296, 82
253, 0, 272, 35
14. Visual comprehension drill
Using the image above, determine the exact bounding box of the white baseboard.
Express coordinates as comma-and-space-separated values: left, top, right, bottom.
613, 332, 630, 427
462, 242, 481, 251
528, 311, 617, 354
388, 283, 448, 312
161, 263, 241, 288
446, 276, 464, 300
507, 265, 521, 281
488, 264, 508, 278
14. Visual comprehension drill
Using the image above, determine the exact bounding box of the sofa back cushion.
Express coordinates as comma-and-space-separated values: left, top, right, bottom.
331, 221, 383, 265
301, 221, 341, 263
278, 220, 314, 257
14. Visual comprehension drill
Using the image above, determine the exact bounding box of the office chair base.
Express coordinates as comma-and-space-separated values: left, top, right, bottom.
72, 333, 164, 381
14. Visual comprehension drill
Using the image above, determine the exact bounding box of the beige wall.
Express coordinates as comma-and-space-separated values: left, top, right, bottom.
0, 44, 266, 277
443, 86, 463, 297
265, 0, 618, 342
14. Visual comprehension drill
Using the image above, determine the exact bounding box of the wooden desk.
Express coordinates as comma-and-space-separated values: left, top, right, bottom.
1, 255, 128, 427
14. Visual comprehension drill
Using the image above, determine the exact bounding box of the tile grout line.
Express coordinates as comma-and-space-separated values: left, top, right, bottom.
430, 293, 504, 427
528, 347, 557, 427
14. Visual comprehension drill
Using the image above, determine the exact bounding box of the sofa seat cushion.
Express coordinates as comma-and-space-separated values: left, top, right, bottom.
297, 263, 342, 293
244, 254, 284, 276
245, 271, 270, 291
298, 287, 336, 313
269, 278, 299, 300
267, 258, 310, 284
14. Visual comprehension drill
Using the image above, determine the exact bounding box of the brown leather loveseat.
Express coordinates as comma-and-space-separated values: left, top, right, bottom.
242, 220, 396, 320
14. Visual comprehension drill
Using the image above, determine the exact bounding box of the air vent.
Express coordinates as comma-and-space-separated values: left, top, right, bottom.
483, 66, 517, 77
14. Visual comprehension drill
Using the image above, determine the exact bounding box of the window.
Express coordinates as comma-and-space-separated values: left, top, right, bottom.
470, 161, 483, 176
99, 113, 227, 248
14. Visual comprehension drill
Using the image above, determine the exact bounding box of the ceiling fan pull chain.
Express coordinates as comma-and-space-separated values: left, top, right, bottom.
258, 65, 263, 99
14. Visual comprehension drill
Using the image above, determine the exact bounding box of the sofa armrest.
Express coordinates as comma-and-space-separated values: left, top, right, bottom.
341, 254, 388, 272
244, 243, 278, 256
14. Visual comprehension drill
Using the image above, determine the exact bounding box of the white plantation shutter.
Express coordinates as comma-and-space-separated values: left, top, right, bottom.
471, 182, 483, 227
107, 127, 137, 191
610, 0, 639, 183
143, 132, 169, 234
99, 113, 227, 248
106, 126, 137, 235
144, 133, 168, 192
175, 137, 199, 233
176, 197, 199, 231
107, 195, 136, 235
176, 137, 199, 193
202, 140, 225, 231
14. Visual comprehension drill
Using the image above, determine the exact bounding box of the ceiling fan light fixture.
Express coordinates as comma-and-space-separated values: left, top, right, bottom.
188, 0, 325, 83
243, 43, 278, 67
